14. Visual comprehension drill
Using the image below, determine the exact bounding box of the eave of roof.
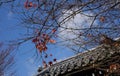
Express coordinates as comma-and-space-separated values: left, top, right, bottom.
37, 40, 120, 76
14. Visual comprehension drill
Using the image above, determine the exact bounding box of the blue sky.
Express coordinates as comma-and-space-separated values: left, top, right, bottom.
0, 1, 98, 75
0, 1, 103, 75
0, 4, 75, 76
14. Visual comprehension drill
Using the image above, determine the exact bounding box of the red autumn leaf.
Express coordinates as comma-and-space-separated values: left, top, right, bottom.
36, 42, 47, 52
38, 48, 43, 52
24, 0, 29, 9
52, 29, 56, 33
32, 38, 38, 43
38, 32, 40, 36
42, 34, 50, 40
45, 35, 50, 40
48, 61, 53, 66
50, 54, 52, 56
29, 2, 33, 7
36, 44, 43, 52
100, 16, 105, 22
49, 39, 56, 43
43, 46, 47, 51
24, 0, 34, 9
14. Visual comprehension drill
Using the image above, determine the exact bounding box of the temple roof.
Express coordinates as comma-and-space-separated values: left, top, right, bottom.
37, 42, 120, 76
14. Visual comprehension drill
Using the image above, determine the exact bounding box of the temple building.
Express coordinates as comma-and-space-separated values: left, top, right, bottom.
36, 41, 120, 76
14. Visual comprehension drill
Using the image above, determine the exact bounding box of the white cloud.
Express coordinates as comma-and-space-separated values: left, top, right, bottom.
58, 10, 97, 50
58, 10, 97, 46
58, 10, 94, 38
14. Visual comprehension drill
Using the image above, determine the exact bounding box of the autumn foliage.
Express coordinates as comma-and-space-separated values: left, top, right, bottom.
24, 0, 37, 9
31, 29, 57, 67
21, 0, 120, 67
32, 32, 56, 52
